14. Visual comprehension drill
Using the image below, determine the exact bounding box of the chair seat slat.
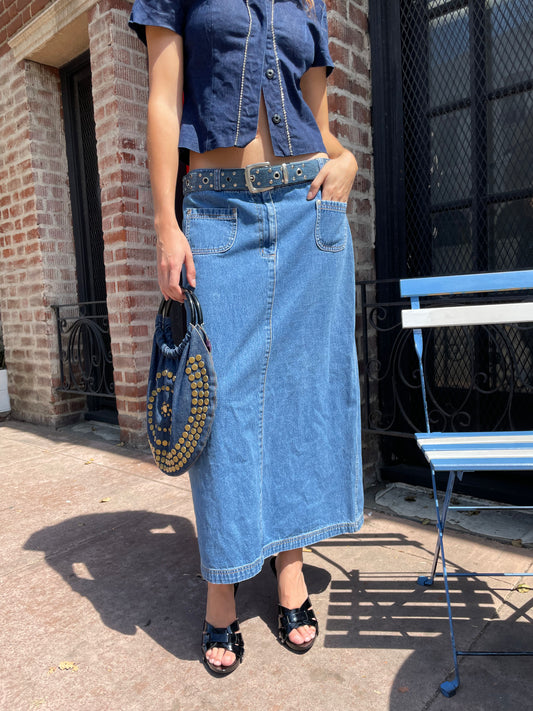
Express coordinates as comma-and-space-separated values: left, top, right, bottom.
421, 457, 533, 472
416, 432, 533, 444
420, 441, 533, 451
416, 438, 533, 469
418, 447, 533, 458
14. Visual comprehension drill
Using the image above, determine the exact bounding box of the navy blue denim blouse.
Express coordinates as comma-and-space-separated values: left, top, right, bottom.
129, 0, 334, 157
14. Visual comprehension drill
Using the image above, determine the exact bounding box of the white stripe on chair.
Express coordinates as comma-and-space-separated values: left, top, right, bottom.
401, 302, 533, 329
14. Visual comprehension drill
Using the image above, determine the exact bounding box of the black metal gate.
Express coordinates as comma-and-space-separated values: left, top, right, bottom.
57, 52, 117, 422
369, 0, 533, 501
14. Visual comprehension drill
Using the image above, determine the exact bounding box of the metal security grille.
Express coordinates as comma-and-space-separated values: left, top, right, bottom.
60, 53, 117, 422
368, 1, 533, 502
401, 0, 533, 277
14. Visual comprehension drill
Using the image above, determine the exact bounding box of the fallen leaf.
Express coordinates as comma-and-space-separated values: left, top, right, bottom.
512, 539, 523, 547
58, 661, 78, 671
303, 547, 312, 552
404, 496, 416, 502
48, 666, 56, 674
398, 686, 409, 693
514, 583, 531, 593
84, 458, 94, 465
99, 497, 111, 503
421, 518, 431, 525
116, 441, 125, 447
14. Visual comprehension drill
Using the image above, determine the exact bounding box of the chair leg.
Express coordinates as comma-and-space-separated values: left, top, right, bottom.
439, 471, 462, 696
418, 469, 462, 696
440, 678, 460, 698
417, 470, 457, 587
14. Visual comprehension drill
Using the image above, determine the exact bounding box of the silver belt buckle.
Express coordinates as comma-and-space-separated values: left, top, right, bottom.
244, 162, 272, 193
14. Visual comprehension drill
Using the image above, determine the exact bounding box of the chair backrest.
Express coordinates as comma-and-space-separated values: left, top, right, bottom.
399, 270, 533, 432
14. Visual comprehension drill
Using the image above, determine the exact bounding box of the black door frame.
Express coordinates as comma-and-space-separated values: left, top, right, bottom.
60, 52, 117, 423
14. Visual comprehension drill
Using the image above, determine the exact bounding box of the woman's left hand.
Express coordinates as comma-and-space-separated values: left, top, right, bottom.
307, 150, 358, 203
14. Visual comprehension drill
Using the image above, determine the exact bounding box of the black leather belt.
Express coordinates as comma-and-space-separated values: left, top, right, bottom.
183, 158, 325, 195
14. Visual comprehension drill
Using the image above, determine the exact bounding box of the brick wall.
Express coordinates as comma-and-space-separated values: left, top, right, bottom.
328, 0, 374, 275
88, 0, 159, 444
0, 54, 83, 423
328, 0, 379, 484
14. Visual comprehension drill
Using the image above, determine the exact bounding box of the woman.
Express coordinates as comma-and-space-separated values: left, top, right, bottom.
129, 0, 364, 676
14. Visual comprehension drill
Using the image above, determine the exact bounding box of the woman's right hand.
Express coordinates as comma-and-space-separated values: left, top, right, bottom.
155, 220, 196, 302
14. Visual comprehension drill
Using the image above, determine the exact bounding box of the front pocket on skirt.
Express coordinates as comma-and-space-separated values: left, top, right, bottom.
184, 207, 238, 254
314, 199, 348, 252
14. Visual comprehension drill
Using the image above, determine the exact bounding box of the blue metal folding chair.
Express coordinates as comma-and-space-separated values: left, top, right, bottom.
400, 269, 533, 697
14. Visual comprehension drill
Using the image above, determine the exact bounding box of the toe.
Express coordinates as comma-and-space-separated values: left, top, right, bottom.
206, 646, 236, 668
288, 624, 316, 646
206, 647, 223, 666
288, 628, 305, 645
221, 649, 236, 667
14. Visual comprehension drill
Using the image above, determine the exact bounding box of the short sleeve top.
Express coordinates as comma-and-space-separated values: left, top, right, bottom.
129, 0, 334, 157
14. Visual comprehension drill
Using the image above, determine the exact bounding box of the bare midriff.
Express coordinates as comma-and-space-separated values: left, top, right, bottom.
188, 94, 327, 170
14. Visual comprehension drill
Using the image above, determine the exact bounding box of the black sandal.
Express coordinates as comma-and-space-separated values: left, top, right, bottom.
270, 556, 319, 654
201, 619, 244, 676
201, 582, 243, 676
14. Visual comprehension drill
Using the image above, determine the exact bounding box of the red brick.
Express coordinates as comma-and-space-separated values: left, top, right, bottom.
329, 42, 351, 71
349, 3, 368, 32
328, 91, 351, 118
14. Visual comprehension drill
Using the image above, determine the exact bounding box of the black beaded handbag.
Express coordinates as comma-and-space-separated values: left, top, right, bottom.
147, 288, 217, 475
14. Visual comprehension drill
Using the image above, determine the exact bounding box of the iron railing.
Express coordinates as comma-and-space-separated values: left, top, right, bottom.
359, 280, 533, 440
51, 301, 115, 398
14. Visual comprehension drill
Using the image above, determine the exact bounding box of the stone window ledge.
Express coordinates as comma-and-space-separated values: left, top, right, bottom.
9, 0, 133, 68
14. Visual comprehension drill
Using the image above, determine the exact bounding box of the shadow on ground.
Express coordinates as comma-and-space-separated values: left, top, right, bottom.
23, 510, 333, 662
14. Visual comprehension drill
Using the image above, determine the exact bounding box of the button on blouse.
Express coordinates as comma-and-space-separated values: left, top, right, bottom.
129, 0, 334, 157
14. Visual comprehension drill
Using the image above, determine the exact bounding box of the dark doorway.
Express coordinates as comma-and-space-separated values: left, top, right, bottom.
61, 52, 117, 423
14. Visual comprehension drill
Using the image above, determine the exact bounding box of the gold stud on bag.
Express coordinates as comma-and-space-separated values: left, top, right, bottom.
147, 288, 217, 475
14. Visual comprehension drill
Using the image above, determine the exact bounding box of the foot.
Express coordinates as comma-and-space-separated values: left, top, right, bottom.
274, 550, 317, 648
204, 583, 238, 669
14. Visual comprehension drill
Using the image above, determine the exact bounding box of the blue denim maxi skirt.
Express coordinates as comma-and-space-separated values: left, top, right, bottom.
183, 169, 364, 584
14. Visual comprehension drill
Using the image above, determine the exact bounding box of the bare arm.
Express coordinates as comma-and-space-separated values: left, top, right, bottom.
146, 26, 195, 301
300, 66, 358, 202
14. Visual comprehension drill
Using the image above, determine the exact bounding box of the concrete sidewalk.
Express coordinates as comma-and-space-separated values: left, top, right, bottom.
1, 420, 531, 711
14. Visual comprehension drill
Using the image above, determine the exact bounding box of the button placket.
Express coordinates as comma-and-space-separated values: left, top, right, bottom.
259, 4, 292, 156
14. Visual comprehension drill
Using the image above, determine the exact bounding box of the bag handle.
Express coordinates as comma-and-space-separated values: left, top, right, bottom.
186, 288, 204, 325
158, 288, 203, 327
